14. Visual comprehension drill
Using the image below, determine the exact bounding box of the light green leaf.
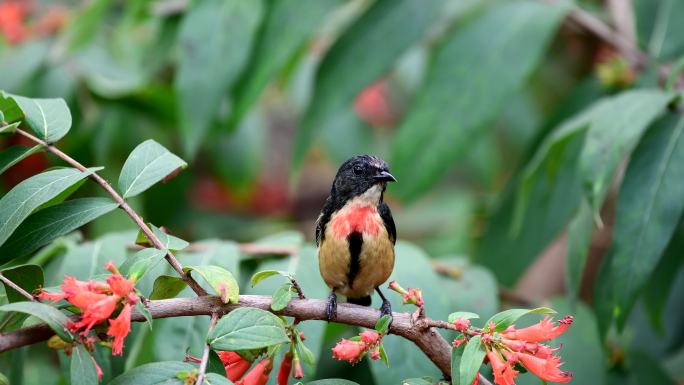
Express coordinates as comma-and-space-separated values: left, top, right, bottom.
0, 198, 118, 263
0, 264, 43, 303
0, 168, 98, 247
450, 343, 466, 385
391, 0, 567, 200
608, 114, 684, 329
400, 379, 432, 385
203, 373, 234, 385
250, 270, 289, 287
70, 345, 98, 385
184, 265, 239, 304
208, 307, 288, 350
118, 139, 187, 198
447, 312, 480, 323
293, 0, 447, 172
0, 41, 49, 92
109, 361, 194, 385
375, 315, 392, 335
459, 335, 485, 385
10, 95, 71, 143
0, 146, 41, 175
378, 343, 389, 367
0, 92, 23, 124
136, 224, 189, 251
271, 283, 293, 311
149, 275, 187, 300
565, 200, 594, 303
307, 381, 359, 385
176, 0, 263, 157
295, 331, 315, 367
0, 302, 73, 341
120, 248, 167, 282
0, 121, 20, 135
484, 307, 556, 332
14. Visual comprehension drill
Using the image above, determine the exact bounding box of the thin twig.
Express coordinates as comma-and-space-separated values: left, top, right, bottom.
0, 273, 36, 302
195, 312, 220, 385
127, 242, 298, 256
15, 129, 207, 296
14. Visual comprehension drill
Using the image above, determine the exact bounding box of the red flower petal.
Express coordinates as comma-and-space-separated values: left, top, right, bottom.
217, 351, 252, 382
502, 316, 573, 343
518, 352, 572, 383
107, 303, 132, 355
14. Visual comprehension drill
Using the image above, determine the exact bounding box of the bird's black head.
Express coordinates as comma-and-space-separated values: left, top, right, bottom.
330, 155, 396, 204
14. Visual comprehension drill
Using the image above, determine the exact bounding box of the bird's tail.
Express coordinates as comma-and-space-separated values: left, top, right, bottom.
347, 296, 372, 307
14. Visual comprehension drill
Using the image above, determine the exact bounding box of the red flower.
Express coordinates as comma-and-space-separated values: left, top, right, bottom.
236, 357, 272, 385
70, 296, 119, 334
453, 318, 471, 332
486, 350, 518, 385
369, 347, 381, 361
453, 338, 465, 348
332, 339, 366, 364
92, 357, 103, 381
107, 303, 132, 355
359, 330, 381, 345
292, 356, 304, 379
277, 353, 292, 385
502, 316, 573, 343
217, 351, 251, 382
517, 352, 572, 383
107, 275, 134, 297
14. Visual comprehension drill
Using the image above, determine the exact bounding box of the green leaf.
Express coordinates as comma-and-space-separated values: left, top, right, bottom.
0, 92, 23, 124
229, 0, 341, 128
484, 307, 556, 332
208, 307, 288, 350
565, 200, 594, 303
63, 0, 112, 52
207, 350, 227, 377
203, 373, 234, 385
109, 361, 194, 385
136, 224, 189, 251
184, 265, 239, 304
70, 345, 98, 385
378, 343, 389, 367
295, 331, 315, 367
118, 139, 187, 198
400, 379, 432, 385
10, 95, 72, 143
375, 315, 392, 335
0, 198, 118, 263
293, 0, 447, 172
0, 121, 20, 135
136, 300, 153, 329
447, 312, 480, 323
307, 381, 359, 385
250, 270, 289, 287
149, 275, 187, 300
391, 0, 568, 200
271, 283, 293, 311
450, 343, 466, 385
0, 146, 41, 175
629, 350, 676, 385
0, 264, 43, 303
0, 167, 98, 248
459, 335, 485, 385
607, 113, 684, 329
0, 302, 73, 341
0, 41, 49, 93
120, 248, 167, 282
176, 0, 263, 157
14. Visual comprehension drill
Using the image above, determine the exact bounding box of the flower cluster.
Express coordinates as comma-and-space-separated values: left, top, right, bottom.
331, 330, 383, 364
37, 262, 138, 356
457, 315, 574, 385
388, 280, 423, 306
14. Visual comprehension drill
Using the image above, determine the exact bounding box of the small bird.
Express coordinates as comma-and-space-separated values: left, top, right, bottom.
316, 155, 397, 321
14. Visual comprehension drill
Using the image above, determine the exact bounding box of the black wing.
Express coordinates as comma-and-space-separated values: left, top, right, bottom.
378, 202, 396, 244
315, 196, 335, 247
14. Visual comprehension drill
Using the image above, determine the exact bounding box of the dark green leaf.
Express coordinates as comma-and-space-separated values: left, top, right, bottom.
207, 350, 227, 377
229, 0, 341, 128
447, 312, 479, 323
271, 283, 293, 311
565, 200, 594, 303
118, 139, 187, 198
184, 265, 239, 304
484, 307, 556, 332
208, 307, 288, 350
0, 198, 118, 263
459, 335, 485, 385
400, 379, 432, 385
250, 270, 289, 287
0, 302, 72, 341
608, 114, 684, 329
0, 146, 41, 175
176, 0, 263, 157
629, 350, 676, 385
307, 381, 359, 385
450, 343, 466, 385
635, 0, 684, 60
10, 95, 72, 143
120, 248, 167, 281
108, 361, 194, 385
70, 345, 98, 385
391, 1, 568, 200
0, 168, 98, 247
293, 0, 447, 172
149, 275, 187, 300
0, 264, 43, 303
375, 315, 392, 335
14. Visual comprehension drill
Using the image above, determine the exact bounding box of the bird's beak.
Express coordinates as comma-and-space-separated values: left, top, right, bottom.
374, 170, 397, 182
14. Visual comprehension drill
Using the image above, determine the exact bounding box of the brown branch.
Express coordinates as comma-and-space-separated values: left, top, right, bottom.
0, 273, 36, 302
195, 312, 219, 385
15, 129, 207, 296
0, 295, 491, 384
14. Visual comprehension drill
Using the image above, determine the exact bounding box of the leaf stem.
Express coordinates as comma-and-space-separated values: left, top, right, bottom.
15, 128, 207, 296
195, 312, 220, 385
0, 272, 35, 302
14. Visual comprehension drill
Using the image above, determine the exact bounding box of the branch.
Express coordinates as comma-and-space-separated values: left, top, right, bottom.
15, 129, 207, 296
195, 312, 219, 385
0, 295, 491, 384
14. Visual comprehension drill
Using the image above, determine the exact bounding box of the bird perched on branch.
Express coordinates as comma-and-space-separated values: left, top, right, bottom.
316, 155, 397, 321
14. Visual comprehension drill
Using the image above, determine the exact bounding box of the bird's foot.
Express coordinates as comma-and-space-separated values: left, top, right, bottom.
376, 287, 393, 330
326, 292, 337, 321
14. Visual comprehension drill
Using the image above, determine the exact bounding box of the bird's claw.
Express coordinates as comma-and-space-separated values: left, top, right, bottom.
379, 298, 393, 329
326, 292, 337, 321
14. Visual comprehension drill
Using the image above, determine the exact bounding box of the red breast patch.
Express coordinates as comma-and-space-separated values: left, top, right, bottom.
330, 204, 382, 239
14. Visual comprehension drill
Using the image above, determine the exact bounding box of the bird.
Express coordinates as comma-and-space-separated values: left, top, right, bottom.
315, 154, 397, 321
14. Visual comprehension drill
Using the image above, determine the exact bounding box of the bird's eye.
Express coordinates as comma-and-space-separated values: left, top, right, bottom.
353, 165, 363, 175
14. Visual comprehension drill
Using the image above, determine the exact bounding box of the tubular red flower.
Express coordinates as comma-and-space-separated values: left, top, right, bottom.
332, 339, 366, 364
71, 295, 119, 334
292, 356, 304, 379
277, 353, 293, 385
37, 289, 67, 303
359, 330, 381, 345
453, 338, 466, 348
107, 303, 132, 355
217, 351, 252, 382
236, 357, 272, 385
518, 352, 572, 383
486, 350, 518, 385
107, 274, 134, 297
502, 316, 573, 343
